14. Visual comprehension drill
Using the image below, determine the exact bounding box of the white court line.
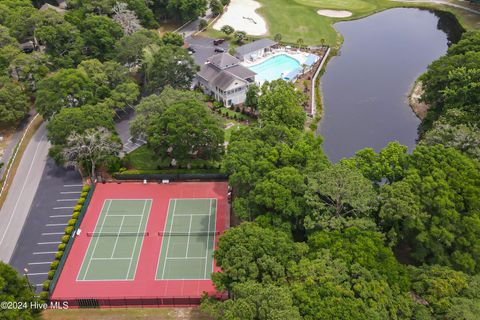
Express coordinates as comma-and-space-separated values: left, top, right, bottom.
82, 200, 112, 280
33, 252, 56, 255
28, 262, 52, 265
110, 216, 126, 258
105, 214, 144, 217
61, 191, 81, 194
49, 215, 71, 218
174, 213, 210, 217
37, 241, 61, 245
126, 200, 149, 279
41, 232, 64, 236
185, 215, 193, 258
64, 184, 83, 187
53, 207, 74, 210
161, 200, 177, 279
56, 199, 78, 202
91, 257, 131, 261
204, 199, 212, 279
27, 272, 48, 276
46, 223, 67, 227
166, 257, 206, 260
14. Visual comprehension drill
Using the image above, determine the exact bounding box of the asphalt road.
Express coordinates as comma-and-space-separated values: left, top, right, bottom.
0, 123, 50, 263
177, 9, 213, 38
9, 158, 82, 292
186, 36, 230, 65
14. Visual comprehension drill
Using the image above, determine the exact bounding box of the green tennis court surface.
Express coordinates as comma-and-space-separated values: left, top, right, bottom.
77, 199, 152, 281
156, 199, 217, 280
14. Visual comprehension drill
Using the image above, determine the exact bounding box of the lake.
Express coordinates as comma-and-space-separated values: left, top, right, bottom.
318, 8, 463, 162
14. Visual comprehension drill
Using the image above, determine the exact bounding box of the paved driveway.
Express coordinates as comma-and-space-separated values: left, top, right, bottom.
9, 159, 82, 292
185, 36, 230, 65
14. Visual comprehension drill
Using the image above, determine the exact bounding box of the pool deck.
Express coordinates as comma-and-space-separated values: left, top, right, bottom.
241, 49, 315, 67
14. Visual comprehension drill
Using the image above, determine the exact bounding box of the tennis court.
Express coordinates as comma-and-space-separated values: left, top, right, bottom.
157, 199, 217, 280
77, 199, 152, 281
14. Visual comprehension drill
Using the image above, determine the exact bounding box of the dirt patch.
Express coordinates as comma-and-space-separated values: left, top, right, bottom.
409, 81, 429, 120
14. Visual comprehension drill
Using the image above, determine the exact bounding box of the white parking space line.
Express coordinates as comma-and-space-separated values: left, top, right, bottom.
46, 223, 68, 227
61, 191, 81, 194
33, 252, 57, 255
27, 272, 48, 276
28, 262, 52, 265
53, 207, 74, 210
64, 184, 83, 187
57, 199, 78, 202
41, 232, 64, 236
37, 241, 61, 245
49, 215, 71, 218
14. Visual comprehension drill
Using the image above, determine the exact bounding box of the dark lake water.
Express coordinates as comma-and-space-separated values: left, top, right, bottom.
318, 8, 463, 162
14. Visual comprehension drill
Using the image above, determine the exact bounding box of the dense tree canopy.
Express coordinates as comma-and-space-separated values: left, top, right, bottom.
0, 76, 29, 125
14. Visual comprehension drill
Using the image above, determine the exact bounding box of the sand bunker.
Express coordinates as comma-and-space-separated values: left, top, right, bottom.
213, 0, 267, 36
317, 9, 353, 18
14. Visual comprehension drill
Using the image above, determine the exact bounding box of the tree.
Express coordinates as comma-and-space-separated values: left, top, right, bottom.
115, 29, 162, 68
274, 33, 282, 42
258, 80, 306, 130
145, 45, 197, 93
212, 222, 307, 291
145, 99, 224, 163
62, 127, 121, 179
161, 32, 184, 47
112, 2, 142, 36
35, 68, 94, 119
198, 19, 208, 30
0, 262, 41, 320
0, 25, 18, 47
244, 84, 259, 111
305, 162, 376, 231
130, 87, 204, 139
210, 0, 224, 16
296, 38, 304, 49
166, 0, 208, 22
124, 0, 158, 28
0, 77, 29, 125
221, 25, 234, 36
8, 51, 49, 93
201, 281, 302, 320
80, 15, 124, 60
47, 104, 115, 146
233, 31, 247, 44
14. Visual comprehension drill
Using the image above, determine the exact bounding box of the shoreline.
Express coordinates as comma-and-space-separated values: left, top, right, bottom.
408, 81, 430, 120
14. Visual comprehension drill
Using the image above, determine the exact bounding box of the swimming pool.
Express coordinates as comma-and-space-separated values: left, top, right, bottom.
248, 54, 302, 83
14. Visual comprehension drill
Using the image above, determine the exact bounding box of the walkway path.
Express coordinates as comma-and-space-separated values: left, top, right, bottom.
0, 123, 50, 263
176, 9, 213, 38
394, 0, 480, 14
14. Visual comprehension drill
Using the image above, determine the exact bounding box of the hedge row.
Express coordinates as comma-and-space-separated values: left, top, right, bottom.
41, 184, 91, 300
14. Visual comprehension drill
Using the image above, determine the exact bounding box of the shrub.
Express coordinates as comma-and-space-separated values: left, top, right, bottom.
64, 226, 73, 235
72, 212, 79, 219
48, 270, 55, 280
77, 197, 85, 205
58, 243, 66, 251
39, 291, 49, 301
43, 280, 50, 291
74, 205, 82, 212
61, 235, 70, 243
81, 192, 88, 198
50, 260, 59, 270
68, 219, 77, 226
55, 251, 63, 260
82, 185, 90, 192
199, 19, 208, 30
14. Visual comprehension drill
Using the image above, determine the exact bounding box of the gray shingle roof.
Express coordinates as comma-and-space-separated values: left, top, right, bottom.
211, 71, 241, 91
236, 39, 277, 56
208, 53, 240, 69
228, 65, 256, 79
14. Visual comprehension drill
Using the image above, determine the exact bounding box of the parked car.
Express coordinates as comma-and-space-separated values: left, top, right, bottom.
214, 47, 225, 53
188, 46, 196, 53
213, 39, 225, 45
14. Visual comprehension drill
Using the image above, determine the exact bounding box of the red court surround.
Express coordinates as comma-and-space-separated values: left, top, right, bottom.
50, 181, 229, 307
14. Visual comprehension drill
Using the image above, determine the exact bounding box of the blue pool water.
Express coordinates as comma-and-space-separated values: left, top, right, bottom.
248, 54, 302, 83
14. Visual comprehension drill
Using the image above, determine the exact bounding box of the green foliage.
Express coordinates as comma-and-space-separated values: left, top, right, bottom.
58, 243, 66, 251
233, 31, 247, 44
220, 25, 234, 35
145, 99, 224, 163
244, 84, 259, 111
145, 45, 198, 93
213, 222, 307, 291
259, 80, 306, 130
64, 226, 74, 235
67, 219, 77, 227
124, 0, 158, 28
0, 262, 41, 319
80, 15, 123, 60
162, 32, 184, 47
74, 205, 82, 212
61, 235, 70, 243
115, 29, 162, 67
210, 0, 224, 16
42, 280, 50, 291
55, 251, 63, 260
50, 260, 59, 270
0, 77, 29, 125
47, 270, 55, 280
164, 0, 208, 22
82, 185, 91, 193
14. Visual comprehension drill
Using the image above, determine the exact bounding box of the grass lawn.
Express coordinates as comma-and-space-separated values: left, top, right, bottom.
206, 0, 479, 47
41, 307, 211, 320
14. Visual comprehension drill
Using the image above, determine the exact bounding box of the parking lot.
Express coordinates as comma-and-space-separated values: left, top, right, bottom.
185, 36, 230, 65
9, 159, 82, 292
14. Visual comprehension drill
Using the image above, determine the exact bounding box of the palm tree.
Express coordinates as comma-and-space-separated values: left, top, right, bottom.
296, 38, 304, 50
